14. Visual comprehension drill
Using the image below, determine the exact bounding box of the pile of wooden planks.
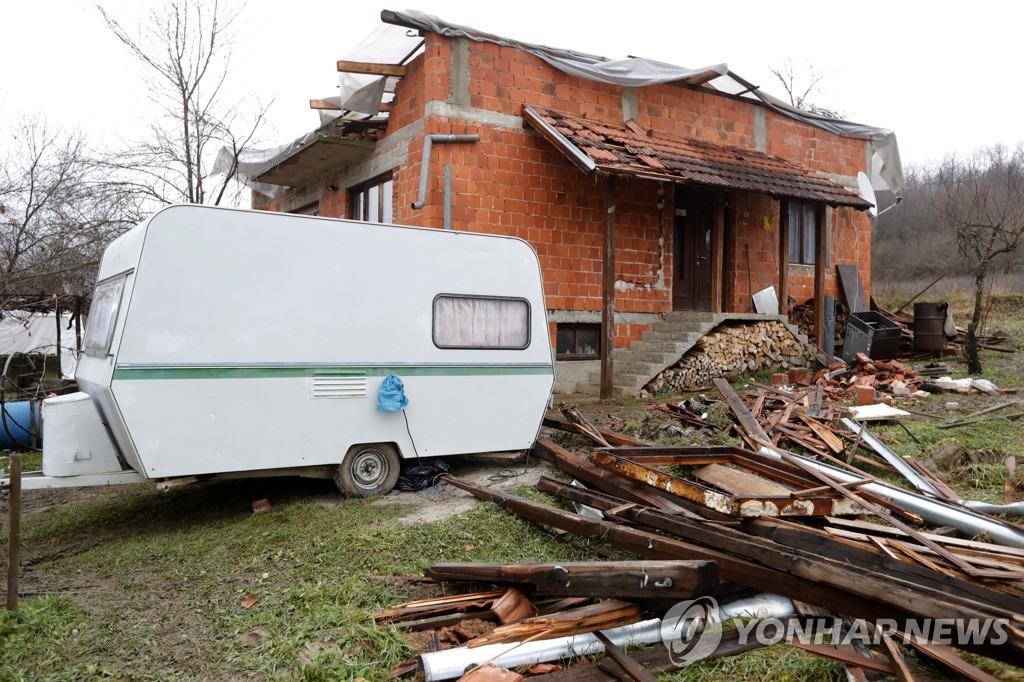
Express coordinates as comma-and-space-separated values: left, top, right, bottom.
645, 320, 812, 394
382, 398, 1024, 680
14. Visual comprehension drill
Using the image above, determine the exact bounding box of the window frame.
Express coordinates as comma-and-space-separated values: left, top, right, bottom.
555, 323, 601, 361
431, 293, 532, 351
788, 200, 819, 266
349, 172, 394, 224
83, 272, 129, 357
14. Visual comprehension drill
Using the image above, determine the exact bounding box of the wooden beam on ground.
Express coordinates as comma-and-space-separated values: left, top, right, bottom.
336, 59, 406, 77
789, 640, 895, 675
900, 636, 1002, 682
533, 438, 695, 516
424, 561, 719, 600
601, 174, 617, 400
593, 631, 658, 682
541, 414, 650, 447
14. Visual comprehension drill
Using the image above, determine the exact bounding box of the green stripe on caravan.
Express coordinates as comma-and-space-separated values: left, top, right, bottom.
113, 365, 553, 380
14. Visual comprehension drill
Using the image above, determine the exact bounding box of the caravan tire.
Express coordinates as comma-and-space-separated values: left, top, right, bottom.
335, 443, 401, 498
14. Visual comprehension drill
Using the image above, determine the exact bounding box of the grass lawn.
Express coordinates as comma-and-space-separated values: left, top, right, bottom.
1, 293, 1023, 680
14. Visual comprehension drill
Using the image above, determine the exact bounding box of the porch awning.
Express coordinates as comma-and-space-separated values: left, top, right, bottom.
523, 106, 872, 209
254, 135, 377, 188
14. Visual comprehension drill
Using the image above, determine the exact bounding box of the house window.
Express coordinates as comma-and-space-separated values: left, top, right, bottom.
556, 323, 600, 360
788, 201, 818, 265
350, 174, 394, 224
432, 295, 530, 349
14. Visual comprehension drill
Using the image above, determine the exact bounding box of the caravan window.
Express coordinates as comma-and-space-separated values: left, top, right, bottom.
83, 274, 127, 356
433, 295, 530, 349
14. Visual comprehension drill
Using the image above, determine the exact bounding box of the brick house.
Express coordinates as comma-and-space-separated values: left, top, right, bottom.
248, 10, 902, 396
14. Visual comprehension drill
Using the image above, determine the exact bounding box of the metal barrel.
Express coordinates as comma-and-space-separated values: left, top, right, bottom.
913, 301, 947, 352
0, 401, 41, 450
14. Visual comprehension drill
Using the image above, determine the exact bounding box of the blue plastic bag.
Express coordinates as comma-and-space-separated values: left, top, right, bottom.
377, 374, 409, 411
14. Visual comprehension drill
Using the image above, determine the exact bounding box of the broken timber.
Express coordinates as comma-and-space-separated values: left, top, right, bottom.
424, 561, 719, 600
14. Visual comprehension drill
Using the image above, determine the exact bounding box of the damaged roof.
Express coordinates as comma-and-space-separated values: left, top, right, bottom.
253, 119, 386, 188
523, 106, 873, 209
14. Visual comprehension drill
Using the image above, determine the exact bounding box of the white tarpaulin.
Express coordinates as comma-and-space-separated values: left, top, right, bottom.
0, 311, 80, 378
384, 9, 903, 196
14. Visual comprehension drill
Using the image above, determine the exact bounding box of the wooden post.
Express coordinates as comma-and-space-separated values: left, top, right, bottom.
711, 192, 725, 313
813, 203, 827, 348
778, 199, 790, 316
6, 453, 21, 611
601, 175, 617, 400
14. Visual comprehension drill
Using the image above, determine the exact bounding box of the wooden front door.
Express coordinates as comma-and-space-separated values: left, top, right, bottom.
672, 187, 713, 311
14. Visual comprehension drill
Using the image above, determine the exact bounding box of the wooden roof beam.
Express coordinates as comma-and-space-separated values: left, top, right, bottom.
336, 60, 406, 77
309, 100, 393, 113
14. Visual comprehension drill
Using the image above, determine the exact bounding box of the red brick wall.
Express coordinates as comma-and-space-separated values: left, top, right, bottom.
258, 31, 874, 349
726, 193, 871, 311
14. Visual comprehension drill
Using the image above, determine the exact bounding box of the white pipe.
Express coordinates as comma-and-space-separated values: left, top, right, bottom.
841, 418, 941, 496
758, 447, 1024, 548
419, 593, 795, 680
420, 618, 663, 681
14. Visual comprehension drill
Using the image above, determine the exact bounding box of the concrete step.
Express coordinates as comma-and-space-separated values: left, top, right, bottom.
618, 350, 682, 365
663, 312, 719, 325
588, 361, 664, 383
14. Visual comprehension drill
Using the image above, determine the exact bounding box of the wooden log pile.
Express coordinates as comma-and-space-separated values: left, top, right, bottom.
647, 321, 812, 393
379, 402, 1024, 680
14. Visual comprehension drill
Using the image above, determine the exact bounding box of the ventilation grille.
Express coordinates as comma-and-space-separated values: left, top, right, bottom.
310, 371, 367, 398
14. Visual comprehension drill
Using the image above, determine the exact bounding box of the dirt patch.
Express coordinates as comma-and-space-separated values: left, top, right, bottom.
370, 451, 559, 524
930, 439, 970, 471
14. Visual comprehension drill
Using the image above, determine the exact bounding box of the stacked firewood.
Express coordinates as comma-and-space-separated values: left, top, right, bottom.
647, 321, 812, 393
789, 301, 849, 344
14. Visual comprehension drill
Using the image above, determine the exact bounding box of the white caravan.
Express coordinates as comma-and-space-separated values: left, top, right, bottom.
5, 205, 554, 496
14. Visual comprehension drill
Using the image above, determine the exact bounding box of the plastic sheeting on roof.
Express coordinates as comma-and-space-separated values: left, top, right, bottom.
0, 311, 80, 379
336, 23, 423, 116
383, 9, 903, 196
383, 10, 728, 88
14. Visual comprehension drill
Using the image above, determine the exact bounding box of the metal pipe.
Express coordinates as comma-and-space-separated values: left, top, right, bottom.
961, 500, 1024, 516
420, 617, 664, 681
841, 419, 941, 496
411, 134, 479, 211
420, 593, 794, 680
843, 420, 1024, 518
758, 446, 1024, 548
443, 164, 452, 229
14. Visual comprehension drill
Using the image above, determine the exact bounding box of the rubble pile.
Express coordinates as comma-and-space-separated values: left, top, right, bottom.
380, 400, 1024, 680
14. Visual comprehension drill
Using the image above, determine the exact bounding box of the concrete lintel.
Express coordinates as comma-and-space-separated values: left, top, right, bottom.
426, 100, 523, 130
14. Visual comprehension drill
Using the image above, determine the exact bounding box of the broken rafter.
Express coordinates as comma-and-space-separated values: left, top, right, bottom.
336, 59, 406, 77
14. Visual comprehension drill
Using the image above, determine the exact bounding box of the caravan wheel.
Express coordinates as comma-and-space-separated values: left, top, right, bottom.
335, 443, 400, 498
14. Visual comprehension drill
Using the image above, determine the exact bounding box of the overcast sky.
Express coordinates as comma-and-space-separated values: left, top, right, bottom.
2, 0, 1019, 171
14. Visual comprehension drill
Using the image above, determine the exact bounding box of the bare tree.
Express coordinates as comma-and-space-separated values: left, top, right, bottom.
0, 116, 143, 297
937, 144, 1024, 374
99, 0, 268, 206
770, 58, 844, 119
